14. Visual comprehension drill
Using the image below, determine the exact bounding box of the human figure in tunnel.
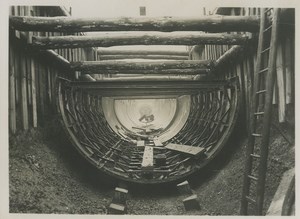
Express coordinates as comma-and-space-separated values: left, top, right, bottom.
139, 114, 154, 123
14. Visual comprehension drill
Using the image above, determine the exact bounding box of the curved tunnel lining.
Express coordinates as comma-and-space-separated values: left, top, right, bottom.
102, 95, 191, 142
58, 79, 240, 184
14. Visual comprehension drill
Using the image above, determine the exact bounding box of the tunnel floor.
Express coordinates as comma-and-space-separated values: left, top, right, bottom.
9, 114, 294, 215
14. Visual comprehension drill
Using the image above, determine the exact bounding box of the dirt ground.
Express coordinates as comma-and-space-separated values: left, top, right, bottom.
9, 111, 294, 215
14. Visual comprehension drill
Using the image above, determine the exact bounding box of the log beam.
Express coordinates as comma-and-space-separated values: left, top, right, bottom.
98, 48, 189, 56
81, 68, 210, 75
70, 60, 214, 72
214, 45, 244, 71
68, 80, 229, 97
99, 54, 189, 60
44, 49, 70, 68
31, 32, 249, 49
10, 15, 260, 32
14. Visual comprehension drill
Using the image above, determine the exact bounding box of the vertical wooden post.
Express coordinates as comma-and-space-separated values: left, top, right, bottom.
20, 48, 29, 130
25, 6, 32, 108
244, 58, 252, 131
19, 6, 29, 130
284, 36, 293, 104
276, 42, 286, 122
47, 65, 52, 103
14, 44, 19, 112
31, 57, 38, 127
9, 45, 17, 133
52, 66, 56, 106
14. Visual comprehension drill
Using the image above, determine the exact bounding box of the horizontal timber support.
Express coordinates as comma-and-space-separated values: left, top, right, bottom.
98, 48, 189, 56
31, 32, 249, 49
70, 60, 214, 72
66, 80, 230, 96
99, 55, 189, 60
82, 68, 209, 75
10, 15, 260, 32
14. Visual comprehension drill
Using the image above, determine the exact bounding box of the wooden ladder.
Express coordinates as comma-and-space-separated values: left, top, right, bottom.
240, 8, 280, 215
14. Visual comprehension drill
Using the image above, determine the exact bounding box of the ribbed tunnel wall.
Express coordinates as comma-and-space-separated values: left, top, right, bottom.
57, 79, 240, 184
8, 6, 294, 187
102, 96, 191, 142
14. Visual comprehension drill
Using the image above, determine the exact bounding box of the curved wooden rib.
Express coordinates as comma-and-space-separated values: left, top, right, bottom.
57, 78, 240, 184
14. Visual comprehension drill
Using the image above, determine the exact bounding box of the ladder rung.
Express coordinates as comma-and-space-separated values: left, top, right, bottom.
263, 25, 272, 32
254, 111, 264, 116
250, 153, 260, 158
248, 175, 258, 181
258, 68, 268, 74
252, 133, 262, 137
245, 195, 256, 204
256, 89, 267, 94
261, 47, 270, 54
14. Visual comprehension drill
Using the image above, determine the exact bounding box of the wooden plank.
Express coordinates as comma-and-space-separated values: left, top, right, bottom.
38, 61, 45, 124
30, 57, 37, 127
153, 138, 163, 147
165, 143, 206, 156
71, 60, 213, 72
10, 15, 260, 32
242, 59, 250, 117
20, 49, 29, 130
99, 48, 188, 56
99, 54, 188, 60
47, 65, 52, 103
25, 54, 32, 106
141, 146, 153, 170
137, 140, 145, 147
284, 37, 293, 104
276, 42, 286, 122
31, 32, 249, 49
51, 67, 57, 108
9, 44, 17, 133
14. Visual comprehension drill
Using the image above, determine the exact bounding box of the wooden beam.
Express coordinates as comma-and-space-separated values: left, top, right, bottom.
82, 68, 209, 75
284, 36, 293, 104
43, 49, 70, 68
9, 45, 17, 133
70, 60, 214, 72
31, 32, 249, 49
69, 80, 228, 96
141, 146, 154, 170
98, 48, 189, 56
20, 49, 29, 130
10, 15, 260, 32
214, 45, 244, 71
153, 138, 163, 147
99, 54, 188, 60
276, 42, 286, 123
165, 143, 206, 156
30, 58, 38, 127
137, 140, 145, 147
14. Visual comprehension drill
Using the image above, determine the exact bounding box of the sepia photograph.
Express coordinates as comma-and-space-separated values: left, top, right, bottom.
1, 0, 297, 217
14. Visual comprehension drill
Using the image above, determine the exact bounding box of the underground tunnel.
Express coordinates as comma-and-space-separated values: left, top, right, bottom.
7, 5, 295, 216
57, 78, 240, 184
